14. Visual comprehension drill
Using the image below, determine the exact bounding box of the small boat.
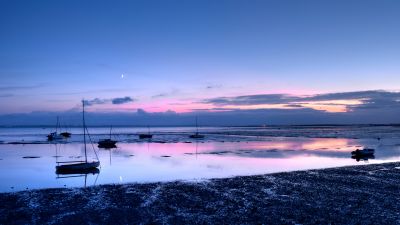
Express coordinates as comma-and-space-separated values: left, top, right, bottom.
47, 117, 64, 141
139, 126, 153, 139
98, 126, 117, 148
189, 116, 205, 139
139, 134, 153, 139
60, 132, 71, 138
56, 100, 100, 173
60, 122, 72, 138
98, 139, 117, 148
351, 148, 375, 156
189, 133, 205, 139
56, 161, 100, 173
47, 132, 63, 141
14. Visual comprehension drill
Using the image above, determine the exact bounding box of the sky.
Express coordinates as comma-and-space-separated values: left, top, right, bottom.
1, 0, 400, 125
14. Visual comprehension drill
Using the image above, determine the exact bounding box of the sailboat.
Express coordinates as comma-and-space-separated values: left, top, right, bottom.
56, 100, 100, 173
47, 116, 64, 141
189, 116, 205, 139
98, 126, 117, 148
139, 126, 153, 139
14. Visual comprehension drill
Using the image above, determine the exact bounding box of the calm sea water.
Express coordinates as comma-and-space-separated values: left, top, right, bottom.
1, 126, 400, 192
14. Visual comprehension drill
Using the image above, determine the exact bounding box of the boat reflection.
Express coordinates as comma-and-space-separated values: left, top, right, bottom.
56, 168, 100, 188
351, 154, 375, 162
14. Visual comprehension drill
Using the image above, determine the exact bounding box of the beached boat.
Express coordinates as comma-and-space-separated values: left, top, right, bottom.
189, 117, 205, 139
56, 100, 100, 173
139, 126, 153, 139
351, 148, 375, 156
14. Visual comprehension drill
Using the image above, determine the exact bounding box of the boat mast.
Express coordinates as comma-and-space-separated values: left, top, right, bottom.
110, 125, 112, 139
196, 116, 198, 134
56, 116, 59, 133
83, 100, 87, 163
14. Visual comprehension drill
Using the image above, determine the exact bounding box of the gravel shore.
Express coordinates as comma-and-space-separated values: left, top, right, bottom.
1, 162, 399, 224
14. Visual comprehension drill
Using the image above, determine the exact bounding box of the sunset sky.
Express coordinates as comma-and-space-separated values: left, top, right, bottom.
1, 0, 400, 125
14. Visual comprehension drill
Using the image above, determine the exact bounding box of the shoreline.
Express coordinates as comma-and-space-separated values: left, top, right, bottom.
1, 162, 399, 224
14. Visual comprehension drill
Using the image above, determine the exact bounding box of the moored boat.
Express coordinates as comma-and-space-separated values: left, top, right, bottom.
98, 126, 117, 148
47, 117, 64, 141
139, 126, 153, 139
351, 148, 375, 156
56, 161, 100, 173
98, 139, 117, 148
56, 100, 100, 173
189, 116, 205, 139
139, 133, 153, 139
60, 131, 71, 138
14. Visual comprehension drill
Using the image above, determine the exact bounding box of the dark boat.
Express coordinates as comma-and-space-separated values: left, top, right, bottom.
351, 148, 375, 156
56, 100, 100, 173
139, 134, 153, 139
189, 117, 205, 139
139, 126, 153, 139
98, 126, 117, 148
60, 132, 71, 138
98, 139, 117, 148
189, 133, 205, 139
56, 161, 100, 173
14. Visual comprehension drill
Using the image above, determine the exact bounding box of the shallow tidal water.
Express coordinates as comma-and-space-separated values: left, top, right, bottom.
1, 126, 400, 192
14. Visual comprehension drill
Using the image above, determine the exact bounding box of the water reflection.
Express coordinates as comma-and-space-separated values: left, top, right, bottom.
0, 137, 399, 192
351, 154, 375, 162
56, 168, 100, 188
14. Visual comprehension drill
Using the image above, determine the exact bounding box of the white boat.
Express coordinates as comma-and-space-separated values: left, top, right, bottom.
47, 132, 64, 141
56, 100, 100, 173
47, 117, 64, 141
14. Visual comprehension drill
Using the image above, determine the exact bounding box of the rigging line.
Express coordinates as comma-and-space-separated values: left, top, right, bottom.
85, 126, 100, 161
94, 171, 100, 186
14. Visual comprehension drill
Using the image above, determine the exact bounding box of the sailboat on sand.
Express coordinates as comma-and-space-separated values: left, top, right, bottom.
56, 100, 100, 173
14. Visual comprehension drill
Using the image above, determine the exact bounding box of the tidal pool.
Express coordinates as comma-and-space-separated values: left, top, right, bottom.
1, 136, 399, 192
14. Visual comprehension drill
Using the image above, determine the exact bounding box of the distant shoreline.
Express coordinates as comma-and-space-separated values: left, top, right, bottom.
1, 123, 400, 128
1, 162, 399, 224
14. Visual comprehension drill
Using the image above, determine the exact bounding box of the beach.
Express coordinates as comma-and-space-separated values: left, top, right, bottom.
1, 161, 399, 224
1, 126, 400, 224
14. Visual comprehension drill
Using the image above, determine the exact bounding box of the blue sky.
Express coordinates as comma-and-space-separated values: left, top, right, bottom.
1, 0, 400, 124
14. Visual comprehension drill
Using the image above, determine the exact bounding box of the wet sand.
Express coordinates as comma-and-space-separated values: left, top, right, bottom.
1, 162, 399, 224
